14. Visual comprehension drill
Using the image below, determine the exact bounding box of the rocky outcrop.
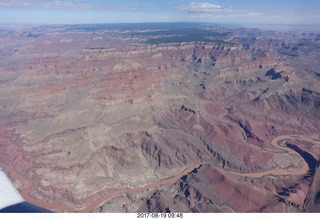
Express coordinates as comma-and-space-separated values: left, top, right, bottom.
0, 23, 320, 212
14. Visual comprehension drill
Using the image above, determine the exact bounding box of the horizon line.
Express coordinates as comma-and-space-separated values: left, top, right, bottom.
1, 21, 320, 26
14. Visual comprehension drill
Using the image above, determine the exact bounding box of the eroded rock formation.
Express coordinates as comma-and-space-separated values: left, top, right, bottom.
0, 23, 320, 212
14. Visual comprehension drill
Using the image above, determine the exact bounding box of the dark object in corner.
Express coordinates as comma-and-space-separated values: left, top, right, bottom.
0, 202, 51, 213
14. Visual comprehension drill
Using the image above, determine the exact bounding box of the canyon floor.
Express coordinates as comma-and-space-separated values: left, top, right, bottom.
0, 23, 320, 212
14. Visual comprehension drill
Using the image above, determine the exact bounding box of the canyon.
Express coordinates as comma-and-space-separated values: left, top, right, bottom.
0, 23, 319, 212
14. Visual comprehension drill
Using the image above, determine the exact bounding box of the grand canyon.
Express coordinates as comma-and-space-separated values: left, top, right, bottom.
0, 23, 319, 212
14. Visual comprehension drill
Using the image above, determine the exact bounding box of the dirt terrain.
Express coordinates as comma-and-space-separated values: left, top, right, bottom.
0, 23, 320, 212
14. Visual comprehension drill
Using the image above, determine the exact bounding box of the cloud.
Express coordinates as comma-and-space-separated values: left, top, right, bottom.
180, 2, 221, 12
0, 0, 15, 7
178, 2, 261, 20
0, 0, 94, 9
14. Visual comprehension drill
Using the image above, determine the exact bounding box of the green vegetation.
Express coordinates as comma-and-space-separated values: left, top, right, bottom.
63, 22, 232, 44
130, 25, 231, 44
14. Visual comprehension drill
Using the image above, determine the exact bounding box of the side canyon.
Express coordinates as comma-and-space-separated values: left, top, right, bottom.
0, 23, 319, 212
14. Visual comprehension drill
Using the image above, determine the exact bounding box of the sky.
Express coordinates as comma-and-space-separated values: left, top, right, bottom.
0, 0, 319, 25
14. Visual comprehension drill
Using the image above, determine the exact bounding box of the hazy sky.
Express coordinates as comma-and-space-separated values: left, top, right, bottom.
0, 0, 319, 25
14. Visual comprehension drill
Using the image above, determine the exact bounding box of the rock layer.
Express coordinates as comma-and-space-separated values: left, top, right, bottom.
0, 23, 320, 212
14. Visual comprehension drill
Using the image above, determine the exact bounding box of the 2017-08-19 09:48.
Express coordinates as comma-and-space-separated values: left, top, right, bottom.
137, 213, 184, 218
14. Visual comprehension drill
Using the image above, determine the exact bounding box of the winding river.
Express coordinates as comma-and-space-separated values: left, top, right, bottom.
2, 135, 319, 212
226, 135, 318, 178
